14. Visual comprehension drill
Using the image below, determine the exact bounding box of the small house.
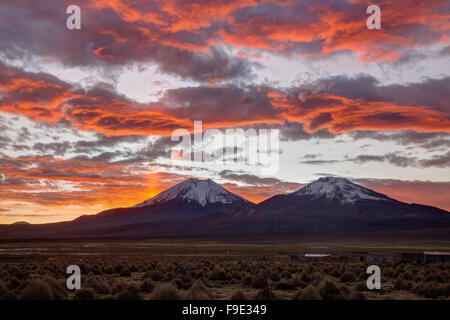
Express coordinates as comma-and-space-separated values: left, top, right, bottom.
400, 252, 424, 264
366, 253, 394, 263
424, 251, 450, 264
302, 253, 333, 262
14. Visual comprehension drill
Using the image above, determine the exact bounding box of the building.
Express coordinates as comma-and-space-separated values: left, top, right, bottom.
400, 252, 424, 264
288, 253, 333, 262
366, 253, 395, 263
424, 251, 450, 264
339, 252, 366, 262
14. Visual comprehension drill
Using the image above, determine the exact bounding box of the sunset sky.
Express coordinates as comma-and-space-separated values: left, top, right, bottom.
0, 0, 449, 224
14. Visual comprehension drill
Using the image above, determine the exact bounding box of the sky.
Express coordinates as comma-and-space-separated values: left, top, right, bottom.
0, 0, 449, 224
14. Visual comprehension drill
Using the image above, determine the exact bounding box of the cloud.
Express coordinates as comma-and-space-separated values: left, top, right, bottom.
351, 152, 450, 168
0, 1, 257, 83
355, 178, 450, 211
2, 64, 449, 137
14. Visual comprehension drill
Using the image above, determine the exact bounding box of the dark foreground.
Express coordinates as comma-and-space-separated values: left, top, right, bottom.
0, 238, 449, 301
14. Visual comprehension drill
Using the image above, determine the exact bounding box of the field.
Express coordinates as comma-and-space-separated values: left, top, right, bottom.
0, 236, 449, 300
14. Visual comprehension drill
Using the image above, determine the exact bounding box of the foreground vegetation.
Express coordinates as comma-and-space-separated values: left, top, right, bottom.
0, 240, 448, 300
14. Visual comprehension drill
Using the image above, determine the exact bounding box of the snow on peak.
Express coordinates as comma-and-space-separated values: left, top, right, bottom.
134, 178, 248, 208
293, 177, 389, 204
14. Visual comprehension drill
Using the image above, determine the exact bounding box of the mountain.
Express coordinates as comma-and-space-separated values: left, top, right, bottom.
72, 178, 254, 228
254, 177, 450, 232
0, 176, 449, 239
134, 178, 252, 209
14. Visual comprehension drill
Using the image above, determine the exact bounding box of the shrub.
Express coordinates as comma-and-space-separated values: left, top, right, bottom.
330, 268, 341, 278
230, 290, 246, 300
232, 271, 242, 280
251, 275, 268, 289
74, 288, 96, 300
149, 270, 164, 281
300, 271, 311, 283
275, 282, 295, 290
340, 272, 356, 283
43, 276, 68, 300
291, 276, 306, 288
151, 283, 181, 300
355, 282, 367, 292
270, 272, 280, 282
111, 281, 128, 295
318, 280, 340, 300
119, 268, 131, 277
19, 280, 54, 300
241, 275, 252, 287
393, 276, 411, 291
139, 278, 154, 294
183, 280, 214, 300
209, 267, 227, 281
351, 292, 367, 300
253, 288, 279, 300
174, 277, 192, 290
85, 277, 110, 295
336, 285, 353, 300
115, 285, 142, 300
297, 285, 322, 300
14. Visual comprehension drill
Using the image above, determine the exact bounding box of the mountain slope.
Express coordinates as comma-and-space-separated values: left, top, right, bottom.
72, 178, 254, 228
0, 176, 449, 239
254, 177, 450, 232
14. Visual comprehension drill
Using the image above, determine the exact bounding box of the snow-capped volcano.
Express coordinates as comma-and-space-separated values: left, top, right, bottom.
134, 178, 252, 208
293, 177, 391, 204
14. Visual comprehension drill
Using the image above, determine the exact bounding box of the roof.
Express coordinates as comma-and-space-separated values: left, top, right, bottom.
367, 253, 394, 256
424, 251, 450, 256
304, 253, 332, 258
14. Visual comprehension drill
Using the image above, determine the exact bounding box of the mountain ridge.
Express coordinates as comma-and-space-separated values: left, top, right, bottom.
1, 176, 449, 239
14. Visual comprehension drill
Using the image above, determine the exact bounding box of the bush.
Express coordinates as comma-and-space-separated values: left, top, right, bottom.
149, 270, 164, 281
355, 282, 367, 292
351, 292, 367, 300
174, 277, 192, 290
318, 280, 340, 300
251, 275, 268, 289
183, 280, 214, 300
393, 276, 411, 291
340, 272, 356, 283
275, 282, 295, 290
330, 268, 341, 278
43, 276, 68, 300
111, 281, 128, 295
85, 277, 110, 295
115, 285, 142, 300
241, 275, 252, 287
270, 272, 280, 282
119, 269, 131, 277
253, 288, 279, 300
139, 278, 154, 294
74, 288, 96, 300
336, 285, 353, 300
299, 271, 311, 283
296, 285, 322, 300
151, 283, 181, 300
291, 276, 306, 288
230, 290, 246, 300
19, 280, 54, 300
209, 267, 227, 281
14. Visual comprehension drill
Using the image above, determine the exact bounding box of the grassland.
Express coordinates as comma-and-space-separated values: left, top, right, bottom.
0, 237, 448, 300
